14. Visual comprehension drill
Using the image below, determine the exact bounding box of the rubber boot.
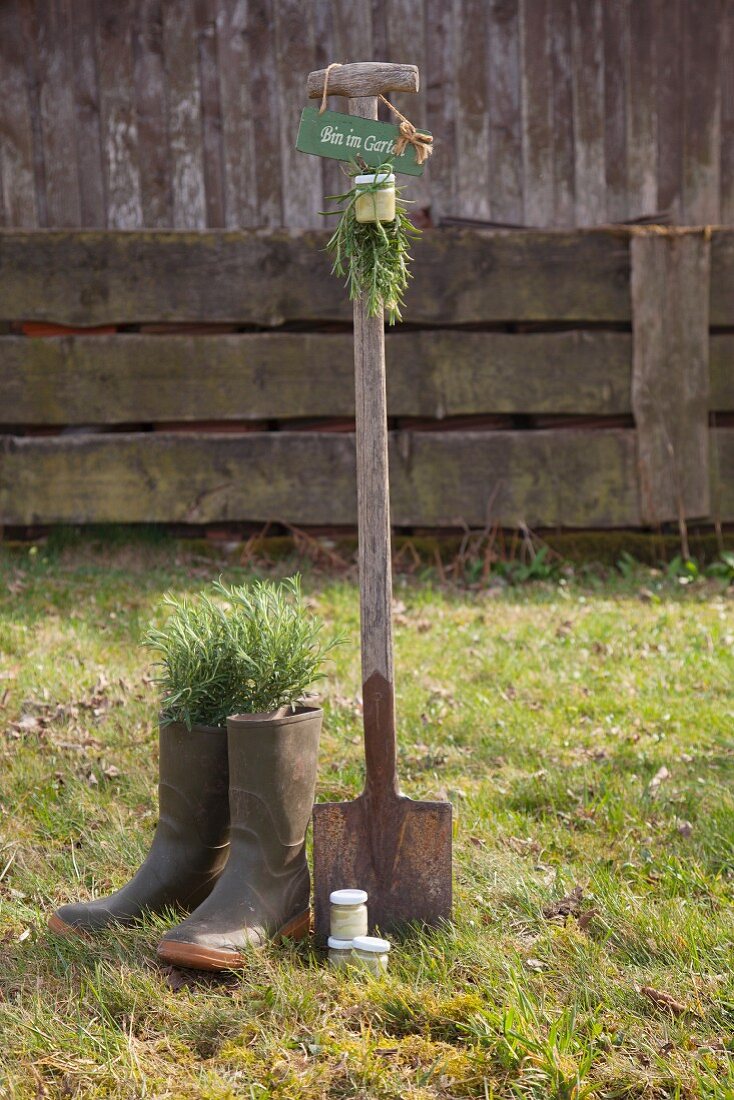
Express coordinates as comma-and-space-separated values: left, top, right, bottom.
49, 721, 230, 936
156, 706, 321, 970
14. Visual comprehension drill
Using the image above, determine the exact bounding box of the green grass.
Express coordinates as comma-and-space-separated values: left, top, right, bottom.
0, 535, 732, 1098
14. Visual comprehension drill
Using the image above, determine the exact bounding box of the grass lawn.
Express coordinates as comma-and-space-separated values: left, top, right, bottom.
0, 534, 732, 1099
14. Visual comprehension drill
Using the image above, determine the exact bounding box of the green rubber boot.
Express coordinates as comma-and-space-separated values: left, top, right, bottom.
49, 722, 230, 936
156, 706, 321, 970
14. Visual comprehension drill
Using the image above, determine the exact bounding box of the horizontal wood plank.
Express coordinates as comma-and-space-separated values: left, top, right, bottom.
0, 329, 632, 424
0, 228, 632, 326
0, 428, 644, 528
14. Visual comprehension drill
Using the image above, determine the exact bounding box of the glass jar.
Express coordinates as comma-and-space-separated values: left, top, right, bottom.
329, 889, 368, 940
327, 936, 354, 969
352, 935, 390, 975
354, 173, 396, 224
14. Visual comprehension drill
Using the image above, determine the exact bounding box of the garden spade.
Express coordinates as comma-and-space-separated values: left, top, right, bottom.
308, 63, 452, 937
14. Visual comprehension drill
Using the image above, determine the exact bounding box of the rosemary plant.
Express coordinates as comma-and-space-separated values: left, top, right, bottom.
322, 162, 421, 324
143, 576, 336, 728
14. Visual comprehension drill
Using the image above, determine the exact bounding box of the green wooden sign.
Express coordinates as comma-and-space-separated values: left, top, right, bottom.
295, 107, 429, 177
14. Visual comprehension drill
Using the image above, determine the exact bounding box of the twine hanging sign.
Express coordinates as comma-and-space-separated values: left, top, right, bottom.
295, 106, 431, 176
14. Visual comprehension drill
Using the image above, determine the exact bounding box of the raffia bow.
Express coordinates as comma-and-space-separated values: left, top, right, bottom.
380, 95, 433, 166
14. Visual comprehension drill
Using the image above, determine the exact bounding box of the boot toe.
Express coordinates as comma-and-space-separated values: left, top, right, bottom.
49, 902, 120, 936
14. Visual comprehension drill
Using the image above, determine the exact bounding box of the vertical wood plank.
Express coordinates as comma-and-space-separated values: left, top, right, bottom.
425, 0, 456, 223
654, 0, 683, 222
96, 0, 143, 228
488, 0, 523, 225
163, 0, 207, 228
627, 0, 657, 220
682, 0, 722, 224
455, 0, 490, 220
571, 0, 605, 226
34, 0, 82, 226
548, 0, 575, 226
0, 0, 39, 226
386, 0, 430, 213
196, 0, 226, 227
70, 0, 106, 226
248, 0, 283, 226
132, 0, 172, 227
520, 0, 553, 227
17, 0, 48, 225
720, 0, 734, 224
215, 0, 257, 228
631, 231, 711, 522
602, 0, 628, 223
274, 0, 322, 229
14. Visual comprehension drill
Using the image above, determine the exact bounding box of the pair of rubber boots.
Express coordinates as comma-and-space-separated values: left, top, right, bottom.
49, 707, 321, 970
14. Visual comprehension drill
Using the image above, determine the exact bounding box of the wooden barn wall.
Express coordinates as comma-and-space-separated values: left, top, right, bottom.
0, 225, 732, 532
0, 0, 732, 231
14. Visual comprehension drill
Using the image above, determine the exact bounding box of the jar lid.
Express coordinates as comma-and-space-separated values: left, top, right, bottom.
352, 935, 391, 953
330, 889, 368, 906
354, 173, 395, 185
327, 936, 353, 950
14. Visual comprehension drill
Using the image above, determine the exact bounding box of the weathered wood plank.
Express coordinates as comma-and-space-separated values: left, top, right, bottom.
682, 0, 722, 224
274, 0, 321, 229
0, 428, 643, 528
0, 0, 39, 226
710, 230, 734, 326
163, 0, 207, 228
711, 428, 734, 523
248, 0, 283, 227
70, 0, 106, 227
488, 0, 523, 225
721, 0, 734, 225
631, 231, 711, 523
710, 335, 734, 411
132, 0, 172, 227
571, 0, 605, 226
627, 0, 657, 220
0, 228, 633, 325
215, 0, 257, 229
602, 0, 628, 223
34, 0, 82, 227
425, 0, 456, 223
654, 0, 683, 222
386, 0, 430, 213
195, 0, 225, 228
455, 0, 490, 221
0, 325, 632, 426
549, 0, 575, 226
96, 0, 143, 228
520, 0, 553, 227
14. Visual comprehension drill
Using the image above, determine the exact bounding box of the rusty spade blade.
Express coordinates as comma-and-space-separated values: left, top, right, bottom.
313, 671, 452, 936
311, 72, 452, 937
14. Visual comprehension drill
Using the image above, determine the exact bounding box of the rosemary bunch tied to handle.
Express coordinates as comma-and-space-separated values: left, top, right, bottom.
321, 161, 421, 325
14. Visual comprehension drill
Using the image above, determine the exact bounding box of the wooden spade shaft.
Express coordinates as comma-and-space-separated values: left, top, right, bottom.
311, 68, 452, 937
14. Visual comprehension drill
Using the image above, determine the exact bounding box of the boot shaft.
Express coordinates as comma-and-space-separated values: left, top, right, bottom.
226, 707, 322, 851
158, 721, 230, 848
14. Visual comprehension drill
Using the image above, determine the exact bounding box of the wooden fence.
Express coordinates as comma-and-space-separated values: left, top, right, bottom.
1, 0, 732, 231
1, 226, 732, 531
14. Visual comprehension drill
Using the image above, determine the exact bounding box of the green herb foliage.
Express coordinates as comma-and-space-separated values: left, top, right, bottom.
143, 576, 336, 728
323, 162, 421, 324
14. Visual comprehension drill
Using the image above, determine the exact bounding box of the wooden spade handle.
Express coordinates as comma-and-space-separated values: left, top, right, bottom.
350, 93, 398, 802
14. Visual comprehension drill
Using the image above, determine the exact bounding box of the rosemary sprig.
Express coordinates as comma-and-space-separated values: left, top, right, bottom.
322, 162, 421, 325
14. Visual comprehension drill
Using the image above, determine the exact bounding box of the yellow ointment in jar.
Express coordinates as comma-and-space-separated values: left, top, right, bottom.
352, 935, 391, 975
329, 888, 368, 940
354, 172, 396, 223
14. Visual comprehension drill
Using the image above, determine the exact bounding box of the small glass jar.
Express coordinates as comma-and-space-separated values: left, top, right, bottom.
327, 936, 354, 969
330, 889, 368, 940
354, 173, 396, 224
352, 935, 390, 975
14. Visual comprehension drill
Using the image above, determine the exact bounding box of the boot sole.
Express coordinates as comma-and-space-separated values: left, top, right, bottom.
156, 909, 312, 971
